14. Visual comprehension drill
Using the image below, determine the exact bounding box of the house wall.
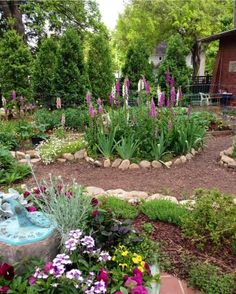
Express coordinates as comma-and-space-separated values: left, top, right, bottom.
216, 35, 236, 96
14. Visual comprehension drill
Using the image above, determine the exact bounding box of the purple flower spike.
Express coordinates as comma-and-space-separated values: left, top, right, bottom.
20, 96, 24, 105
98, 104, 103, 114
12, 90, 16, 100
115, 80, 120, 95
165, 70, 171, 84
97, 97, 102, 106
86, 91, 91, 105
89, 104, 95, 118
159, 92, 165, 107
166, 99, 171, 108
145, 81, 151, 94
170, 87, 176, 106
149, 98, 157, 118
109, 94, 113, 106
125, 78, 130, 91
170, 76, 175, 88
24, 104, 28, 112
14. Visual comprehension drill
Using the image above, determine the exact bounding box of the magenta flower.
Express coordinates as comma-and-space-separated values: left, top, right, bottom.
165, 70, 171, 84
44, 262, 53, 274
12, 90, 16, 100
97, 268, 109, 286
109, 94, 114, 105
149, 98, 157, 118
28, 276, 36, 285
115, 81, 120, 95
89, 104, 96, 118
145, 81, 151, 94
125, 277, 137, 289
24, 104, 28, 112
166, 99, 171, 108
159, 92, 165, 107
131, 285, 148, 294
0, 286, 9, 293
26, 206, 37, 212
97, 97, 102, 106
170, 76, 175, 88
86, 91, 91, 105
170, 87, 176, 106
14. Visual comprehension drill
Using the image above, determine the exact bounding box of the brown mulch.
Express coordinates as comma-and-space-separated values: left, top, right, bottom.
132, 214, 236, 279
24, 135, 236, 199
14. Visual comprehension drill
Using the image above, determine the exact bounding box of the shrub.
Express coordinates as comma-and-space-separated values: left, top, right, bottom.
0, 121, 19, 150
181, 189, 236, 248
140, 199, 189, 226
0, 147, 30, 184
188, 263, 236, 294
37, 137, 86, 164
87, 32, 114, 99
115, 135, 140, 160
0, 29, 32, 100
99, 196, 138, 219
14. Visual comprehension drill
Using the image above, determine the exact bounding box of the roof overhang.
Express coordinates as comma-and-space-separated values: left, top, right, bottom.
199, 28, 236, 43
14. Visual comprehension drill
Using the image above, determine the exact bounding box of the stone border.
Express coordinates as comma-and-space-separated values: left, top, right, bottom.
85, 186, 236, 205
219, 146, 236, 169
86, 147, 201, 171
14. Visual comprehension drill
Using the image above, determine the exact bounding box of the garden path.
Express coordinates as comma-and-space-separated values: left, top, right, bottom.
25, 135, 236, 199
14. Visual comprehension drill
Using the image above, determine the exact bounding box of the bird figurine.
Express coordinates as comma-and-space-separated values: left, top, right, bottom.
2, 198, 53, 228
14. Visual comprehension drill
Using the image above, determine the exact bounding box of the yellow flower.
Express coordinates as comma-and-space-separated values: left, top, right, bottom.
138, 266, 144, 273
119, 263, 128, 270
112, 256, 116, 261
121, 250, 129, 257
132, 254, 142, 264
141, 261, 145, 268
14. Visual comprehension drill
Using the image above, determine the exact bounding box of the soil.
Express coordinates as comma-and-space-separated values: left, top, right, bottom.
132, 214, 236, 279
24, 134, 236, 199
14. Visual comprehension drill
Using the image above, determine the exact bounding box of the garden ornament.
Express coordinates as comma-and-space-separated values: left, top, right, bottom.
0, 198, 55, 246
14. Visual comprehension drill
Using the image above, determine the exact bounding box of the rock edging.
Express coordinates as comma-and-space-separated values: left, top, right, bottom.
219, 146, 236, 169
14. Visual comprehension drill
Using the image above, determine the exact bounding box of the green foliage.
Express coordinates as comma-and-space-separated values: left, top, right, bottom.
96, 127, 117, 159
33, 177, 92, 241
122, 40, 153, 89
181, 189, 236, 248
188, 263, 236, 294
17, 120, 34, 141
140, 199, 189, 226
158, 34, 191, 90
142, 223, 154, 235
115, 135, 139, 160
87, 33, 114, 99
150, 132, 168, 160
0, 147, 30, 184
190, 111, 222, 130
33, 37, 59, 108
0, 120, 19, 150
33, 108, 89, 130
55, 28, 89, 107
0, 29, 32, 100
99, 196, 138, 219
38, 136, 86, 164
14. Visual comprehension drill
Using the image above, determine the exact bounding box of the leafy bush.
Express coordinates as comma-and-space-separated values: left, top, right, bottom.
190, 111, 222, 130
188, 263, 236, 294
96, 127, 117, 159
115, 135, 139, 160
33, 108, 89, 130
37, 136, 86, 164
0, 120, 19, 150
140, 199, 189, 226
99, 196, 138, 219
181, 189, 236, 248
0, 147, 30, 184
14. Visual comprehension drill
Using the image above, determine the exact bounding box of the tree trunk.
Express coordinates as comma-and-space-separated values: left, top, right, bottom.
0, 0, 25, 38
191, 41, 201, 77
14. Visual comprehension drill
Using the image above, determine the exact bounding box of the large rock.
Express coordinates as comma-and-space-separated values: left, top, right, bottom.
221, 154, 235, 165
180, 155, 187, 163
16, 151, 25, 160
74, 149, 86, 160
228, 162, 236, 169
186, 153, 193, 160
152, 161, 162, 169
94, 160, 102, 167
57, 158, 66, 163
104, 159, 111, 168
0, 233, 59, 273
10, 151, 16, 158
112, 158, 122, 168
191, 148, 196, 156
129, 163, 140, 170
165, 161, 172, 168
147, 193, 178, 203
106, 189, 126, 196
62, 153, 74, 161
26, 150, 39, 158
174, 158, 182, 165
86, 186, 105, 196
30, 158, 41, 163
224, 147, 233, 156
119, 160, 130, 171
139, 160, 151, 169
85, 157, 95, 164
18, 159, 28, 164
126, 191, 148, 199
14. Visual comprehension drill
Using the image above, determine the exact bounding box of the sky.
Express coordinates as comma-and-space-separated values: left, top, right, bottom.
96, 0, 126, 30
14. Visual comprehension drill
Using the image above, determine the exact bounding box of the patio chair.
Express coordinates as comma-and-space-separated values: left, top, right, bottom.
199, 92, 210, 106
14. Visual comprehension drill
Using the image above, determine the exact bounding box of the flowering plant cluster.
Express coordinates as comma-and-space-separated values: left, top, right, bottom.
0, 263, 15, 293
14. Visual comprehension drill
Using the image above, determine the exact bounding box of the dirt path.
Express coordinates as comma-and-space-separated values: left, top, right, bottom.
24, 135, 236, 199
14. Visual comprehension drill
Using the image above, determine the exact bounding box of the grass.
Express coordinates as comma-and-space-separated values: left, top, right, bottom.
99, 196, 139, 219
140, 199, 189, 226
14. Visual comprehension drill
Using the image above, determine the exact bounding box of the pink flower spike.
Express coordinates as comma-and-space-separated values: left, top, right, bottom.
20, 96, 24, 105
24, 104, 28, 112
149, 98, 157, 118
86, 91, 91, 105
12, 90, 16, 100
56, 97, 62, 109
28, 276, 36, 285
97, 97, 102, 106
109, 94, 113, 105
98, 104, 103, 114
89, 104, 95, 118
115, 81, 120, 94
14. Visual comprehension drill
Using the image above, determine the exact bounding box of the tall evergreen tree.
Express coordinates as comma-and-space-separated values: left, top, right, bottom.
157, 34, 191, 90
55, 28, 89, 107
87, 32, 114, 99
122, 40, 153, 90
0, 29, 32, 99
33, 37, 59, 108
